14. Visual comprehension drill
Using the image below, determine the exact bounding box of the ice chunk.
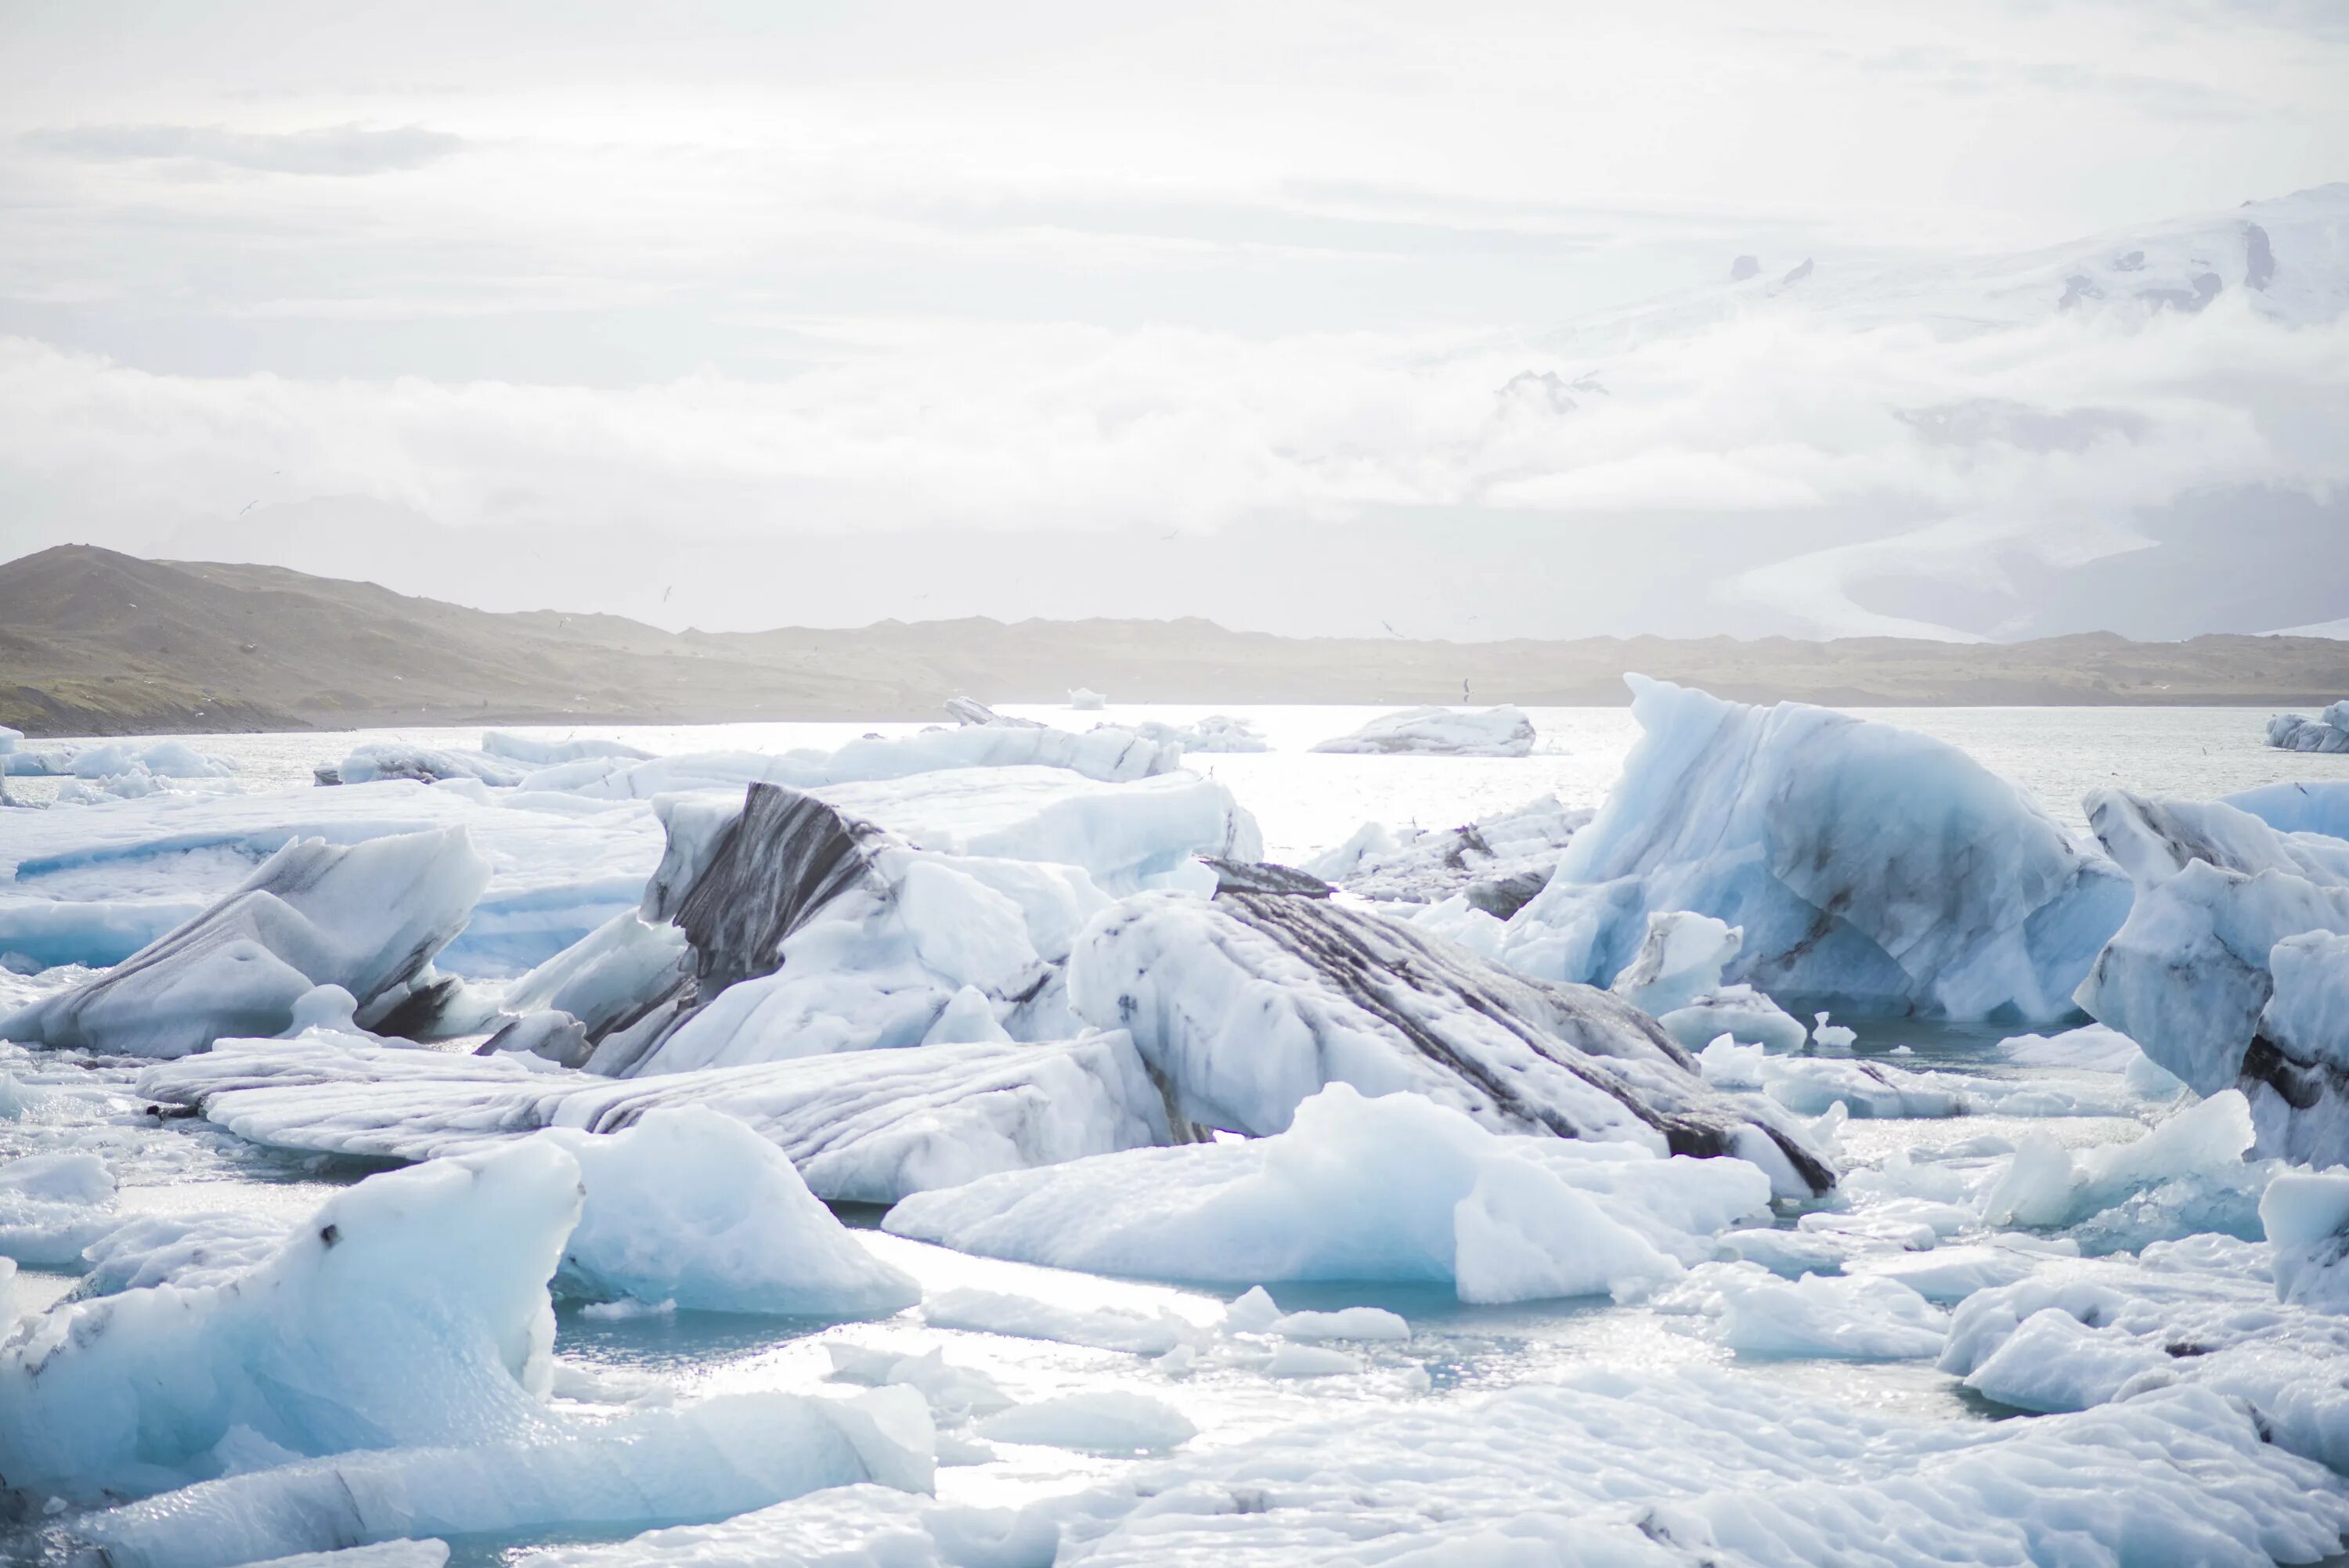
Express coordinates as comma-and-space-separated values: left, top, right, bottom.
0, 1140, 581, 1501
1676, 1263, 1950, 1359
2075, 788, 2349, 1163
66, 1387, 932, 1568
1068, 687, 1107, 710
530, 722, 1177, 798
545, 1106, 918, 1317
240, 1545, 449, 1568
60, 739, 236, 780
886, 1083, 1770, 1303
920, 1287, 1191, 1354
1024, 1364, 2349, 1567
1308, 795, 1589, 914
1610, 911, 1741, 1016
321, 743, 530, 788
1977, 1090, 2268, 1242
71, 1210, 290, 1296
1657, 984, 1810, 1053
567, 776, 1255, 1075
944, 697, 1044, 728
0, 1148, 118, 1266
973, 1391, 1194, 1454
1940, 1253, 2349, 1472
1113, 713, 1268, 753
2, 827, 491, 1056
2227, 778, 2349, 842
1068, 885, 1834, 1195
1499, 677, 2130, 1022
138, 1030, 1173, 1204
2264, 707, 2349, 753
2264, 1168, 2349, 1311
481, 732, 654, 767
1269, 1306, 1411, 1342
1309, 705, 1535, 757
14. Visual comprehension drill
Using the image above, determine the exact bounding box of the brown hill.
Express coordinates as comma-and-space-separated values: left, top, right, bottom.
5, 545, 2348, 735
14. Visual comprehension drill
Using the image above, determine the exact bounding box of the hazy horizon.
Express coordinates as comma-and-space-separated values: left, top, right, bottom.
4, 2, 2346, 643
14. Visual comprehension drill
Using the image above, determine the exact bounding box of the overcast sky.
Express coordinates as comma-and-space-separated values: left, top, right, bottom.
2, 0, 2344, 638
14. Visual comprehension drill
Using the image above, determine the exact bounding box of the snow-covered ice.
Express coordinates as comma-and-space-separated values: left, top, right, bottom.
1308, 704, 1536, 757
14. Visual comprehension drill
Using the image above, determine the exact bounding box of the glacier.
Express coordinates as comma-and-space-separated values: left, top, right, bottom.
1497, 676, 2131, 1022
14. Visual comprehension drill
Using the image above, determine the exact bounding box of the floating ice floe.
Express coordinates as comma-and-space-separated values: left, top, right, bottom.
972, 1392, 1195, 1455
2263, 1166, 2349, 1311
543, 1106, 919, 1317
1940, 1231, 2349, 1474
2, 737, 236, 780
884, 1082, 1773, 1303
2074, 788, 2349, 1164
5, 1137, 935, 1559
1112, 713, 1269, 753
1021, 1365, 2347, 1567
319, 742, 533, 788
1497, 676, 2131, 1022
1695, 1037, 2139, 1119
2264, 702, 2349, 753
136, 1029, 1174, 1203
524, 721, 1181, 798
0, 1147, 119, 1266
1661, 1262, 1950, 1358
1977, 1090, 2275, 1247
1068, 879, 1833, 1195
1309, 704, 1535, 757
1607, 910, 1811, 1053
1309, 793, 1589, 915
1068, 688, 1108, 711
0, 1140, 583, 1501
1, 827, 489, 1056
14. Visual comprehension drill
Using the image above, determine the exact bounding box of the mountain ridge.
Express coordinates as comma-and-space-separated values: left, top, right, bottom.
7, 546, 2349, 737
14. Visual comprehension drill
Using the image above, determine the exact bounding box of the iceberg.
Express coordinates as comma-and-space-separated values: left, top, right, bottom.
2227, 779, 2349, 841
1068, 687, 1107, 710
544, 1106, 919, 1317
516, 722, 1182, 798
2264, 1168, 2349, 1311
2264, 701, 2349, 753
885, 1082, 1773, 1302
137, 1030, 1175, 1203
1, 827, 490, 1056
0, 1148, 119, 1266
1497, 677, 2131, 1022
1114, 713, 1268, 753
1939, 1244, 2349, 1474
0, 1140, 582, 1501
1309, 705, 1535, 757
65, 1388, 932, 1568
481, 731, 655, 766
532, 775, 1256, 1076
319, 743, 531, 788
1032, 1366, 2347, 1567
2074, 788, 2349, 1164
1307, 794, 1589, 914
1068, 881, 1834, 1195
0, 737, 236, 780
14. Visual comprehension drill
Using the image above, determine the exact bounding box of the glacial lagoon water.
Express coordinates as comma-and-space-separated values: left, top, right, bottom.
4, 701, 2344, 1564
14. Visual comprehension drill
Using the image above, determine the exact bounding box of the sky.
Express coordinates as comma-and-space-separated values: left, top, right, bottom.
1, 0, 2345, 640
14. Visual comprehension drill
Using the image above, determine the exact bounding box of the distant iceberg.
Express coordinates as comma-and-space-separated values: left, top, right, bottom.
2265, 702, 2349, 753
1310, 705, 1535, 757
